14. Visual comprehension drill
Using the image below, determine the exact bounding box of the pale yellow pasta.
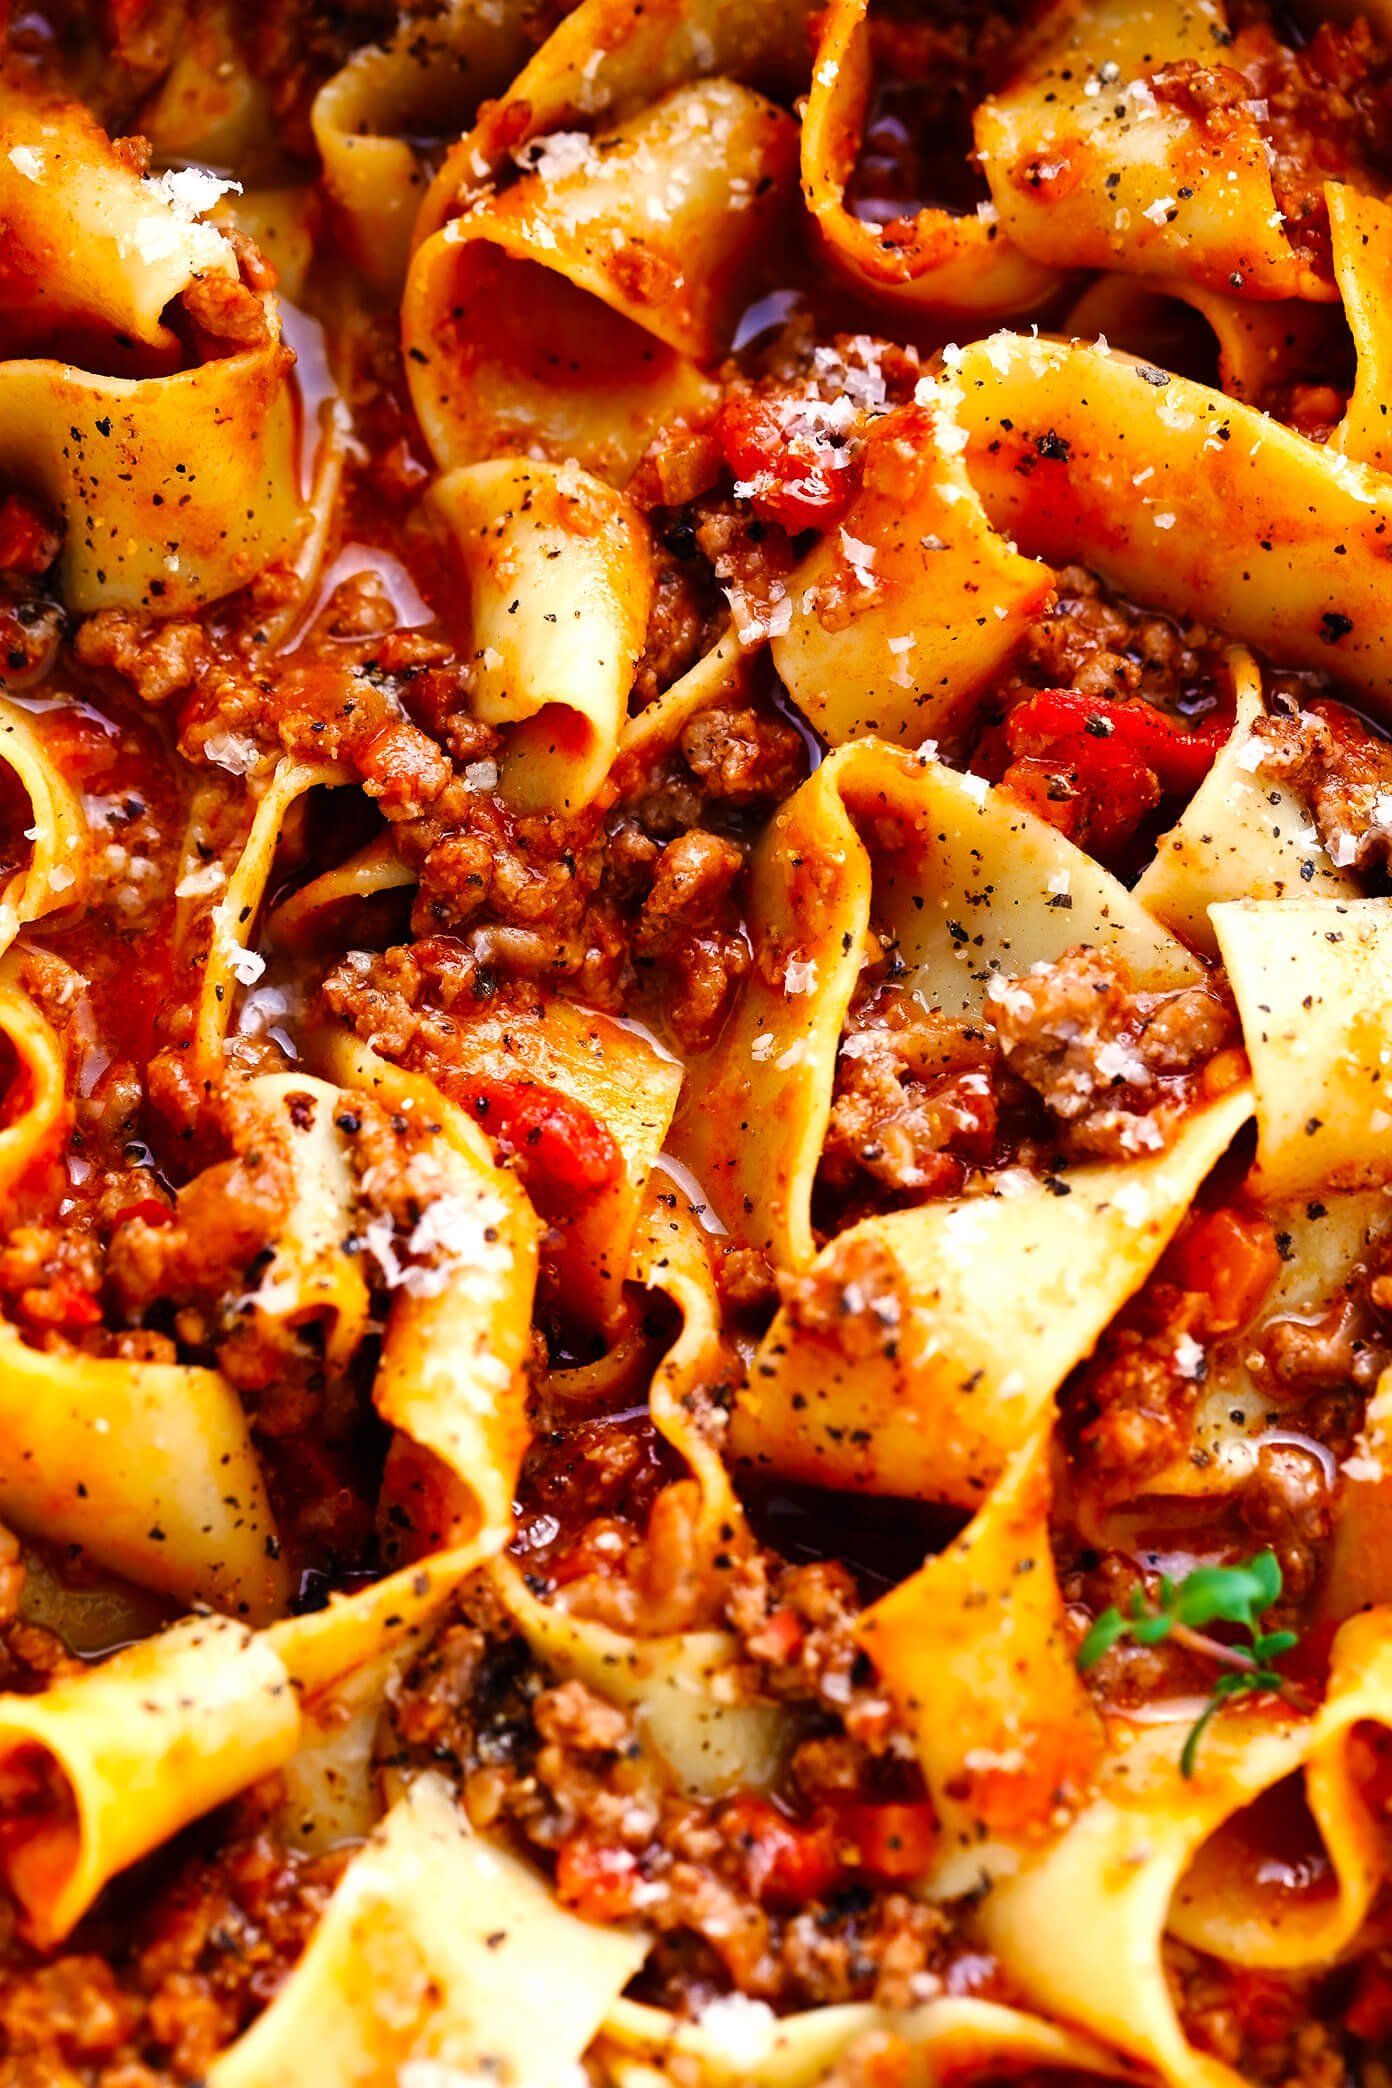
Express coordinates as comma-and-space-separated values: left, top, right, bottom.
432, 457, 655, 811
1212, 896, 1392, 1198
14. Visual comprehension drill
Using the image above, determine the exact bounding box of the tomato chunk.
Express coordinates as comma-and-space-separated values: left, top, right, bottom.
722, 1794, 844, 1905
716, 394, 858, 534
835, 1798, 939, 1882
1005, 688, 1225, 798
460, 1078, 622, 1219
1165, 1207, 1281, 1334
555, 1829, 642, 1923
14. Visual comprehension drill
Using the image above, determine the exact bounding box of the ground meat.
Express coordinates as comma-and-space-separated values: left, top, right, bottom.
1231, 12, 1392, 278
1239, 1442, 1332, 1604
821, 1002, 998, 1199
180, 270, 272, 351
104, 1087, 292, 1335
73, 614, 207, 706
986, 945, 1239, 1160
1167, 1941, 1351, 2088
1253, 698, 1392, 875
632, 829, 749, 1049
1065, 1315, 1203, 1490
0, 1789, 346, 2087
990, 565, 1223, 716
693, 501, 795, 647
388, 1562, 979, 2018
1058, 1549, 1214, 1707
678, 707, 806, 805
778, 1230, 908, 1366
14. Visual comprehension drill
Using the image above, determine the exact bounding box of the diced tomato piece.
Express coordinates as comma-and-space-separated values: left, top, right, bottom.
999, 751, 1162, 860
1005, 688, 1224, 798
555, 1829, 641, 1923
29, 1280, 103, 1330
716, 394, 858, 534
721, 1794, 845, 1905
0, 492, 60, 577
460, 1077, 623, 1219
1164, 1207, 1281, 1334
745, 1605, 805, 1665
110, 1196, 176, 1231
836, 1798, 939, 1881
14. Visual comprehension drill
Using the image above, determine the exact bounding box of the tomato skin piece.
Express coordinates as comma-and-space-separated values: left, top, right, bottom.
721, 1794, 844, 1905
715, 395, 858, 534
1005, 688, 1224, 797
459, 1078, 622, 1218
555, 1830, 642, 1923
110, 1197, 175, 1231
1164, 1207, 1281, 1334
835, 1798, 939, 1882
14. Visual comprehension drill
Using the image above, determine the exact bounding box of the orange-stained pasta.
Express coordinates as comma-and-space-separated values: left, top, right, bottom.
6, 3, 1392, 2085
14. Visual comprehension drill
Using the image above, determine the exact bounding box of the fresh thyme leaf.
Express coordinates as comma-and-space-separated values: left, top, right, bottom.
1075, 1549, 1302, 1776
1077, 1607, 1128, 1668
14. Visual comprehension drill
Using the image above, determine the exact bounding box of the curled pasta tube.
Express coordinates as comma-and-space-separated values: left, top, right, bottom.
431, 457, 655, 814
0, 108, 300, 615
681, 737, 1203, 1269
193, 757, 348, 1070
943, 333, 1392, 716
1063, 273, 1340, 411
0, 964, 287, 1617
1133, 647, 1354, 954
597, 1993, 1137, 2088
0, 1616, 298, 1949
0, 1542, 495, 1950
736, 1081, 1252, 1507
975, 0, 1333, 301
977, 1608, 1392, 2088
860, 1437, 1103, 1874
1211, 895, 1392, 1200
265, 830, 414, 952
403, 80, 797, 482
1328, 181, 1392, 475
312, 0, 535, 289
0, 102, 238, 355
0, 698, 88, 956
0, 970, 68, 1202
481, 1186, 781, 1798
0, 1320, 289, 1622
413, 0, 817, 243
313, 1032, 541, 1552
769, 400, 1055, 751
801, 0, 1059, 319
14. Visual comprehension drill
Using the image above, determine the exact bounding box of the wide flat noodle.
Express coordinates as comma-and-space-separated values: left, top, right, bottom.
432, 456, 654, 812
976, 0, 1331, 299
207, 1771, 649, 2088
735, 1082, 1252, 1503
1212, 895, 1392, 1197
801, 0, 1059, 319
943, 333, 1392, 715
405, 79, 795, 482
682, 735, 1201, 1266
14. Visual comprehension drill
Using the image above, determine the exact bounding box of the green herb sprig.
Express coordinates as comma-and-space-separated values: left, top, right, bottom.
1076, 1550, 1305, 1777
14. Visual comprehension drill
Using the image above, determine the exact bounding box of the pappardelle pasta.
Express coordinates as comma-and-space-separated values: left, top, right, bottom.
5, 2, 1392, 2084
